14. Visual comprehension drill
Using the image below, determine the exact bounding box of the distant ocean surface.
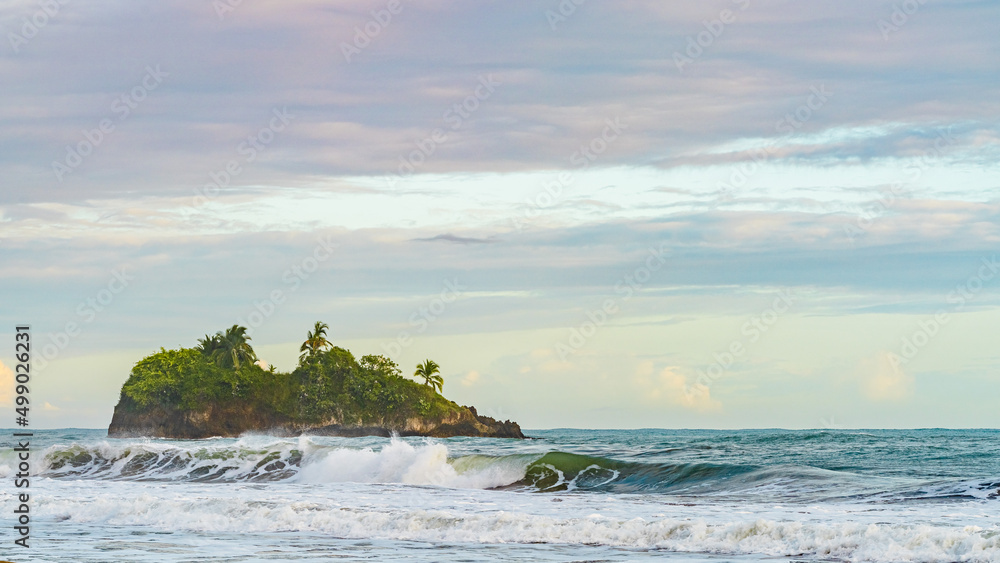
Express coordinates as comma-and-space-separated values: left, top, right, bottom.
2, 428, 999, 562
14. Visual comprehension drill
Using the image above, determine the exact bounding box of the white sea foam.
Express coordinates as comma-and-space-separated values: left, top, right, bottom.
4, 429, 1000, 562
32, 437, 303, 482
21, 487, 1000, 563
20, 437, 533, 489
298, 439, 530, 489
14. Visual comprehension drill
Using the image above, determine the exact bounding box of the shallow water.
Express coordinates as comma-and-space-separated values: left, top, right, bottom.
2, 428, 998, 562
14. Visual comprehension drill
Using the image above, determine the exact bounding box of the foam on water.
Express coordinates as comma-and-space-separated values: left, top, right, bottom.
8, 435, 999, 503
11, 436, 534, 490
3, 428, 999, 562
297, 439, 531, 489
17, 482, 1000, 563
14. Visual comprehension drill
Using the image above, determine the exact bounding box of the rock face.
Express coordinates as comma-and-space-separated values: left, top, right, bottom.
107, 395, 524, 439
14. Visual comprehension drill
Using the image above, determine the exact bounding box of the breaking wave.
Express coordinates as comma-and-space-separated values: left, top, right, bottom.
30, 493, 1000, 563
4, 438, 996, 502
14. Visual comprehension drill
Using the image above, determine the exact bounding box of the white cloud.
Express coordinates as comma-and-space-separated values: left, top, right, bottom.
634, 361, 721, 412
0, 360, 13, 406
460, 370, 480, 387
859, 351, 914, 402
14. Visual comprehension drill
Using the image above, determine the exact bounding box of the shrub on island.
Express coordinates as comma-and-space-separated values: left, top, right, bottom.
109, 323, 522, 439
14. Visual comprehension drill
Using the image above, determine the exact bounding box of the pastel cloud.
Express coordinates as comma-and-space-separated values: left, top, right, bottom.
635, 362, 721, 412
0, 0, 997, 204
859, 351, 914, 403
460, 370, 480, 387
0, 360, 13, 407
0, 0, 997, 428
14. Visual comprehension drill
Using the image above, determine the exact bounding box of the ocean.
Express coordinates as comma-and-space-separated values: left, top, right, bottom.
1, 428, 998, 562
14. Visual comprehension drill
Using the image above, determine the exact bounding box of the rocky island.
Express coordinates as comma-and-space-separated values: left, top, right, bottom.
108, 323, 523, 439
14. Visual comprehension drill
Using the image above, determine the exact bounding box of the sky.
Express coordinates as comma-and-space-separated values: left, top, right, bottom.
1, 0, 998, 430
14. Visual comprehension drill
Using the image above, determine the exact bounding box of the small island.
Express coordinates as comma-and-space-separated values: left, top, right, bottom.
108, 322, 523, 439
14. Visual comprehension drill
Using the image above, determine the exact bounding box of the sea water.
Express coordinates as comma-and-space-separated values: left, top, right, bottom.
1, 428, 999, 562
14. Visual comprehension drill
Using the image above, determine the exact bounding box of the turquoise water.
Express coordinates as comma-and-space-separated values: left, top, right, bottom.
2, 428, 999, 562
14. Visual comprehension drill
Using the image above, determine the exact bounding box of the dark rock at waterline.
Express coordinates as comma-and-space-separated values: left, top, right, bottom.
107, 395, 525, 439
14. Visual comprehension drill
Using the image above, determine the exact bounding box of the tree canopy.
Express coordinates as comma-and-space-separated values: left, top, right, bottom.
299, 321, 332, 363
197, 325, 257, 370
119, 324, 459, 427
414, 359, 443, 393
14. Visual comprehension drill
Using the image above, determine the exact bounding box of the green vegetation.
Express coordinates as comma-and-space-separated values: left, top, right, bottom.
414, 359, 443, 393
196, 325, 258, 370
118, 322, 462, 426
298, 321, 331, 362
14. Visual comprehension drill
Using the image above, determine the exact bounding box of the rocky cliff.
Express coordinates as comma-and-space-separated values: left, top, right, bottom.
107, 392, 524, 439
108, 345, 524, 440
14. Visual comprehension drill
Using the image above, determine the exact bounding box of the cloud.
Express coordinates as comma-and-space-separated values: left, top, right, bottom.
43, 402, 61, 411
1, 1, 998, 204
527, 348, 574, 374
859, 351, 914, 402
0, 360, 12, 406
414, 233, 497, 244
460, 370, 480, 387
0, 0, 998, 430
3, 209, 1000, 360
635, 362, 721, 412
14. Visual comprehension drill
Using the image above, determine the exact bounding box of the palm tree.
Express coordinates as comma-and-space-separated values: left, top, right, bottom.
196, 333, 223, 356
212, 325, 257, 370
299, 321, 331, 362
414, 359, 443, 393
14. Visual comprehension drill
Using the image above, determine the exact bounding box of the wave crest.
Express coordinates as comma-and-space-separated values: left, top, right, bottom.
8, 439, 998, 501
